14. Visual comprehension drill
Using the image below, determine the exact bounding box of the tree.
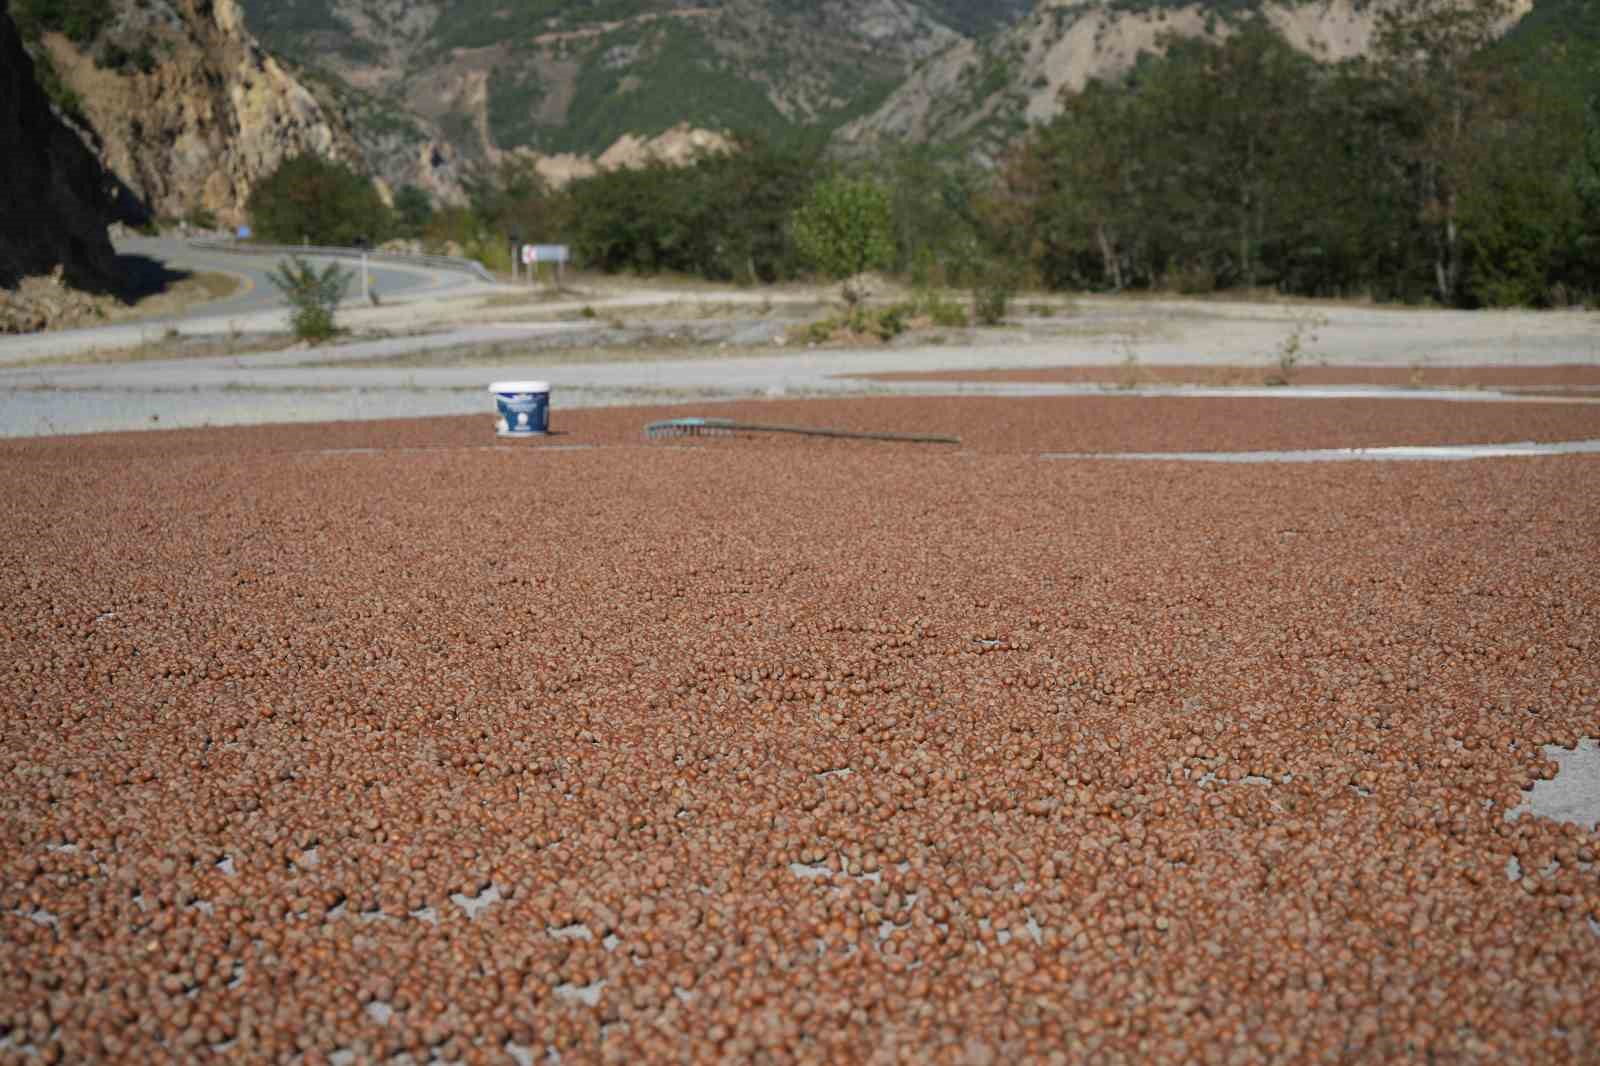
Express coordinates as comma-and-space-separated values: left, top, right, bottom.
247, 155, 391, 247
566, 163, 684, 275
695, 135, 819, 284
878, 145, 985, 287
997, 25, 1357, 295
563, 137, 817, 283
266, 255, 352, 342
790, 176, 895, 300
1577, 93, 1600, 282
469, 158, 564, 244
989, 78, 1150, 291
392, 185, 434, 238
1375, 0, 1522, 305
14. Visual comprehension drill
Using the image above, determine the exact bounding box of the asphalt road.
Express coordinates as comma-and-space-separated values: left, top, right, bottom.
0, 237, 499, 363
119, 236, 458, 317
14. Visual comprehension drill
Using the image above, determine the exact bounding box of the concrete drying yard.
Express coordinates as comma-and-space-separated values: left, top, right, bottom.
2, 393, 1599, 1064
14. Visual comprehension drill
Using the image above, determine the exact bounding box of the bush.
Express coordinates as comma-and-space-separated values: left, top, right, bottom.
794, 303, 912, 344
266, 255, 352, 343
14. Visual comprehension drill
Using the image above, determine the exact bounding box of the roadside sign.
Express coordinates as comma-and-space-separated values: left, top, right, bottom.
236, 225, 252, 240
519, 243, 569, 285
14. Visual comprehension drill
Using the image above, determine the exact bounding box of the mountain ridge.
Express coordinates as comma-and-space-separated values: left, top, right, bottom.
236, 0, 1030, 171
838, 0, 1537, 158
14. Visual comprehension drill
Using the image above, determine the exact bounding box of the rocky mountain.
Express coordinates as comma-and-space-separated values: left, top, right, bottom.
237, 0, 1033, 180
0, 0, 118, 304
838, 0, 1536, 158
14, 0, 367, 228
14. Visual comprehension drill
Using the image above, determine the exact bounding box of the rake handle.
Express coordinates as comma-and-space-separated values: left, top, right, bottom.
695, 418, 960, 445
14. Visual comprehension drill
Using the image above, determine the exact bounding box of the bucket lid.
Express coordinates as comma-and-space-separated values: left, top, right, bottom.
488, 381, 550, 394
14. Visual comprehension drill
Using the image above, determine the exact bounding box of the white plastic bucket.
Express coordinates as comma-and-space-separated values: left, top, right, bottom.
489, 380, 550, 437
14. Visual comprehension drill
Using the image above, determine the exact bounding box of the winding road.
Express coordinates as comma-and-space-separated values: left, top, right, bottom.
0, 237, 500, 363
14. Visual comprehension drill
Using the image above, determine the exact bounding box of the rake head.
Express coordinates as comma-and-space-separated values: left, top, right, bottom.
643, 418, 739, 440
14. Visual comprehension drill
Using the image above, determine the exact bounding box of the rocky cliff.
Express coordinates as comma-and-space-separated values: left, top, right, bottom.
0, 0, 117, 295
37, 0, 364, 227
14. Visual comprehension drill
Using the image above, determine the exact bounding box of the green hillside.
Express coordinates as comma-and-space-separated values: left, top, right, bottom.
1497, 0, 1600, 101
237, 0, 1031, 163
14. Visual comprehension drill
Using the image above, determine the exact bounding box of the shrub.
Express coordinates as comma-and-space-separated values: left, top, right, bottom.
793, 303, 912, 345
917, 291, 969, 328
870, 304, 908, 340
791, 176, 895, 299
973, 280, 1012, 326
1267, 310, 1327, 385
266, 255, 352, 343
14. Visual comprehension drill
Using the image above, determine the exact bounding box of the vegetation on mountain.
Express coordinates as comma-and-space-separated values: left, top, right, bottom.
9, 0, 114, 120
239, 0, 984, 162
9, 0, 112, 44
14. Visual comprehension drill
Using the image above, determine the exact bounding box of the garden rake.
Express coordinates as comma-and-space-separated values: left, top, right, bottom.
643, 417, 959, 446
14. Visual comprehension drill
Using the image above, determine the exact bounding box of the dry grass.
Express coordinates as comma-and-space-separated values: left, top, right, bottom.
302, 338, 783, 370
10, 331, 301, 369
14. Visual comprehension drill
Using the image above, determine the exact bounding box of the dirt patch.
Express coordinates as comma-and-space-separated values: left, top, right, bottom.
856, 364, 1600, 393
300, 319, 796, 369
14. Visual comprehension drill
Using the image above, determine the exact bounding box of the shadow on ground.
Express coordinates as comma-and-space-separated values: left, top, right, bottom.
109, 253, 192, 304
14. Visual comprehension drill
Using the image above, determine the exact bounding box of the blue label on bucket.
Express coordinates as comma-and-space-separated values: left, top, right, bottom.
494, 391, 549, 434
